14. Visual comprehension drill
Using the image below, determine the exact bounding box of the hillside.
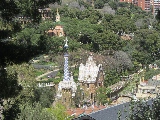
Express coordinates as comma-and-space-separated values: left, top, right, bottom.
0, 0, 160, 119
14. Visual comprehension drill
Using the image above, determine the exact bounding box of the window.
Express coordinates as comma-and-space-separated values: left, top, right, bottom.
87, 84, 89, 88
91, 93, 93, 99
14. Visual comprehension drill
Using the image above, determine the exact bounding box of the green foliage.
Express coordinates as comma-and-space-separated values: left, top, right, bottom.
74, 85, 83, 107
72, 68, 79, 83
116, 8, 131, 17
104, 70, 121, 87
109, 16, 137, 33
108, 1, 118, 10
78, 0, 92, 8
2, 99, 20, 120
16, 102, 56, 120
151, 97, 160, 119
43, 36, 64, 54
51, 102, 70, 120
129, 100, 151, 120
94, 0, 105, 9
144, 69, 160, 80
154, 60, 160, 67
1, 1, 160, 119
33, 87, 55, 108
96, 87, 111, 105
128, 97, 160, 120
15, 28, 40, 47
0, 68, 22, 99
34, 70, 45, 77
53, 78, 61, 84
92, 30, 123, 52
5, 64, 37, 104
132, 29, 160, 66
156, 9, 160, 23
103, 14, 114, 23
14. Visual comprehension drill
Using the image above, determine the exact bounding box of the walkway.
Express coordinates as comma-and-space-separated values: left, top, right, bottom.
35, 68, 59, 80
35, 65, 76, 81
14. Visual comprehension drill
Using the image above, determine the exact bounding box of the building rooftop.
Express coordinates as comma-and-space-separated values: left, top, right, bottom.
89, 99, 154, 120
66, 105, 106, 117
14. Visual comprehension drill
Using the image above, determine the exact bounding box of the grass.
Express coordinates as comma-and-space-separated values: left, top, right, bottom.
38, 78, 61, 84
119, 73, 140, 95
34, 70, 46, 77
37, 61, 57, 66
62, 0, 75, 4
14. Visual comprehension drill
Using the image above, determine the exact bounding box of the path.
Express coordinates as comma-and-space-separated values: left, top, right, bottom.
36, 68, 59, 80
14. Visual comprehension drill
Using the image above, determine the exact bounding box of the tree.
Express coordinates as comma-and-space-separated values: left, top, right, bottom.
33, 87, 56, 108
94, 0, 104, 9
128, 100, 151, 120
155, 9, 160, 23
132, 29, 160, 66
101, 4, 115, 15
104, 70, 121, 87
154, 60, 160, 67
144, 69, 160, 80
109, 16, 136, 33
16, 102, 56, 120
96, 87, 111, 105
108, 1, 118, 10
92, 30, 122, 52
1, 63, 37, 119
116, 8, 131, 17
125, 97, 160, 120
51, 102, 70, 120
114, 51, 133, 72
74, 85, 83, 107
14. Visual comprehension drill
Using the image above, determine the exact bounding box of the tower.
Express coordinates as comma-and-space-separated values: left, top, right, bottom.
63, 37, 69, 81
57, 37, 77, 108
47, 8, 64, 37
56, 8, 60, 22
78, 55, 104, 104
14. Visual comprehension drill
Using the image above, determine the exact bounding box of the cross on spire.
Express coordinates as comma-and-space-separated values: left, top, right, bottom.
63, 37, 69, 81
64, 37, 68, 48
57, 8, 59, 15
56, 8, 60, 22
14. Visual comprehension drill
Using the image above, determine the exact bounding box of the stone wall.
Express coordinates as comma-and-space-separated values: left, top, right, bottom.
59, 89, 73, 108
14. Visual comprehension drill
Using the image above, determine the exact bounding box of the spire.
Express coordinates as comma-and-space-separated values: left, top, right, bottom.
64, 37, 68, 48
63, 37, 69, 81
56, 8, 60, 22
57, 8, 59, 16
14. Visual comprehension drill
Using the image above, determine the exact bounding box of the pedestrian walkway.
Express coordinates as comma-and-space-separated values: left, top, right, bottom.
36, 68, 59, 80
35, 65, 76, 81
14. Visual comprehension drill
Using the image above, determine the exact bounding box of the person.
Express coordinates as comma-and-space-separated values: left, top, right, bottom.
92, 103, 94, 111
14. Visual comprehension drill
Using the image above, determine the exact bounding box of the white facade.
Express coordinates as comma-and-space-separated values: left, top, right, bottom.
78, 56, 102, 83
57, 76, 77, 97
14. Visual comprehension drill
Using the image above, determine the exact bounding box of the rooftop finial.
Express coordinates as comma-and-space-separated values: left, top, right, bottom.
56, 8, 60, 22
64, 37, 68, 48
57, 8, 59, 15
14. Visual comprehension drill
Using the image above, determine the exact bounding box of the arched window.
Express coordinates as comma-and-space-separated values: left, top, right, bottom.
91, 93, 93, 99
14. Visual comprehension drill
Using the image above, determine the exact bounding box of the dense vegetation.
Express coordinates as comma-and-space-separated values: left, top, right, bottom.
0, 0, 160, 119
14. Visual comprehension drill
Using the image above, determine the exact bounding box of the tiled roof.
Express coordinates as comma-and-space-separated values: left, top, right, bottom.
72, 114, 95, 120
89, 99, 154, 120
66, 105, 106, 117
148, 79, 160, 86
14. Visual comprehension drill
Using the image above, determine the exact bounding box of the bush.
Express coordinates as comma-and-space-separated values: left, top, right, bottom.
144, 69, 160, 80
